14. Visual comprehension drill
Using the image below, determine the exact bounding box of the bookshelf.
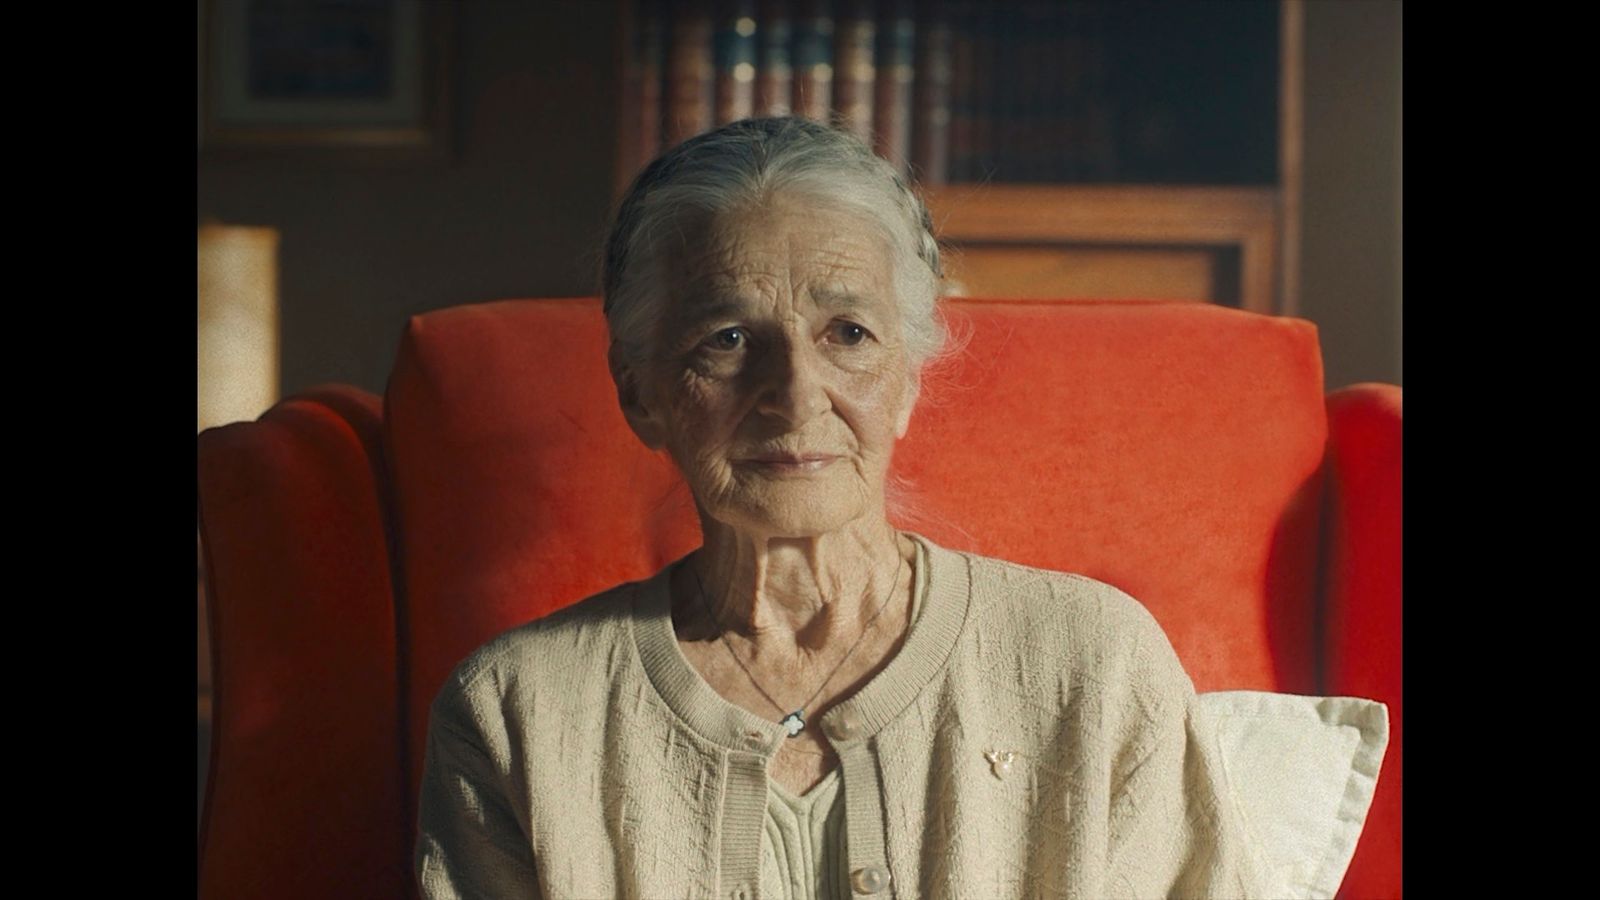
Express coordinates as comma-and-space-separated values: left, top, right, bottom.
613, 0, 1302, 313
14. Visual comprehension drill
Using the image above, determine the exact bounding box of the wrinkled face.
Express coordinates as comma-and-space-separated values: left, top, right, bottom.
616, 194, 917, 538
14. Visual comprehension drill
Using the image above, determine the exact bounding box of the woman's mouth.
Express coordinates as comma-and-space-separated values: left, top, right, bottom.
739, 454, 840, 473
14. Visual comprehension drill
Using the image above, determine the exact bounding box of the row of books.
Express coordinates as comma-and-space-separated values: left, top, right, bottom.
624, 0, 926, 178
944, 0, 1121, 183
620, 0, 1127, 186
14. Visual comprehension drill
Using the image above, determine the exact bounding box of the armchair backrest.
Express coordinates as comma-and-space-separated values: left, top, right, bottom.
384, 298, 1329, 794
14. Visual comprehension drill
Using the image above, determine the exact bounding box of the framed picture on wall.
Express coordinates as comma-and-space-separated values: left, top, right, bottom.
199, 0, 453, 159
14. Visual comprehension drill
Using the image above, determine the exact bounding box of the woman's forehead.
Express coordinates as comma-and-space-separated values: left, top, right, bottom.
665, 200, 895, 308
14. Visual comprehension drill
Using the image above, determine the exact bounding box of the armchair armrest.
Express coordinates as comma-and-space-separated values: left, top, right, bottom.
1319, 382, 1401, 899
197, 385, 410, 900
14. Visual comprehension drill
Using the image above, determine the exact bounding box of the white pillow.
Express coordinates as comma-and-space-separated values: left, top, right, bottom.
1196, 691, 1390, 900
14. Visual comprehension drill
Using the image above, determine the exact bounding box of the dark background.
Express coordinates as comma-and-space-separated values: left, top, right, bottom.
197, 0, 1400, 400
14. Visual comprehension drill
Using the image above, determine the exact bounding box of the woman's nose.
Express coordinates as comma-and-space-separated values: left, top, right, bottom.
754, 336, 830, 426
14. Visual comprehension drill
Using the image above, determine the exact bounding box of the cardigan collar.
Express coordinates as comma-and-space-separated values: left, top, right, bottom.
630, 531, 972, 758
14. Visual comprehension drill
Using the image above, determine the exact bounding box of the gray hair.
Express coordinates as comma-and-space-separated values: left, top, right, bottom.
601, 116, 946, 370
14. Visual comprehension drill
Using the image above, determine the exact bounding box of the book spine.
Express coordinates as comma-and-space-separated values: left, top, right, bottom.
1050, 1, 1081, 181
832, 0, 876, 142
872, 0, 914, 172
994, 3, 1017, 180
910, 0, 951, 184
714, 0, 758, 124
946, 0, 974, 181
1080, 3, 1117, 180
1018, 3, 1048, 181
665, 0, 715, 146
791, 0, 834, 123
755, 0, 793, 116
970, 1, 996, 180
1019, 1, 1052, 182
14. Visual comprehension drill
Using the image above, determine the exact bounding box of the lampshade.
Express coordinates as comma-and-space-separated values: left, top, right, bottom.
198, 224, 279, 432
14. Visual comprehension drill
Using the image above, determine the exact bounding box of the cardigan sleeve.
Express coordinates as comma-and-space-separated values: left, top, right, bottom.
1102, 612, 1273, 899
414, 674, 542, 899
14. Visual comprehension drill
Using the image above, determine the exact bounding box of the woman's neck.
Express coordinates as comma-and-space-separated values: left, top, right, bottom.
677, 515, 909, 659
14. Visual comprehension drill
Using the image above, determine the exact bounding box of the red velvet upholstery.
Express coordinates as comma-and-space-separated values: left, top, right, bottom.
1320, 385, 1403, 900
197, 298, 1402, 899
197, 386, 408, 899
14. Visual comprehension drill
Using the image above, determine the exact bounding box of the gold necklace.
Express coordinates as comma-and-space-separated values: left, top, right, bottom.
689, 542, 907, 738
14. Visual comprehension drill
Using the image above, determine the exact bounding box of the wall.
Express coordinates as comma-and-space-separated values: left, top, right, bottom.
1300, 0, 1403, 390
198, 0, 623, 398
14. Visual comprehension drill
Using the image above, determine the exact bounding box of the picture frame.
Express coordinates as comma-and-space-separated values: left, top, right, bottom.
198, 0, 454, 160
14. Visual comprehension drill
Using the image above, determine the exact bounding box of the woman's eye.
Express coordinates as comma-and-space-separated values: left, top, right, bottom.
707, 327, 745, 351
831, 321, 870, 346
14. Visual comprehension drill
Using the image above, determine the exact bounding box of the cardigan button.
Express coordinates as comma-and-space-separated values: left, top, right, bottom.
850, 865, 890, 894
826, 708, 862, 741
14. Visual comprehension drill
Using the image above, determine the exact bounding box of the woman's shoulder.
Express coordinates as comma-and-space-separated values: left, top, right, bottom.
945, 546, 1191, 696
434, 576, 648, 710
957, 549, 1167, 639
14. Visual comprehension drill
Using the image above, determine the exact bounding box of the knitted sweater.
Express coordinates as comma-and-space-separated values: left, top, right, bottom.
415, 533, 1270, 899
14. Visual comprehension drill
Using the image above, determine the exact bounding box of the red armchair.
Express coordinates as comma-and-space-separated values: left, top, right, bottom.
197, 297, 1401, 899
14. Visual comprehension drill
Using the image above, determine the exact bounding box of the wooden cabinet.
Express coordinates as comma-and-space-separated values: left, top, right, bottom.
614, 0, 1302, 313
927, 183, 1280, 311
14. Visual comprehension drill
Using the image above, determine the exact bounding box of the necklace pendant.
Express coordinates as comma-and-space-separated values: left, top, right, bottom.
779, 711, 806, 737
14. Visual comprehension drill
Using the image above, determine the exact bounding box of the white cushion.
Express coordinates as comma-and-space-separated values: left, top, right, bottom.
1197, 691, 1389, 900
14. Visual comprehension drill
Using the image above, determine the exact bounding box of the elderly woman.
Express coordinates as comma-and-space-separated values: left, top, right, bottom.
415, 117, 1269, 899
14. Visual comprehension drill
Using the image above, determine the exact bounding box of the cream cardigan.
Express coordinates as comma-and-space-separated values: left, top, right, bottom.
415, 533, 1271, 899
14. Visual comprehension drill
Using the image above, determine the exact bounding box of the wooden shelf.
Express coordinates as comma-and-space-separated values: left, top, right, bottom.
926, 184, 1280, 312
612, 0, 1300, 313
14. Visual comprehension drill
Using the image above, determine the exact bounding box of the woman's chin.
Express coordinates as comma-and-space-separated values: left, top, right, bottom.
703, 490, 872, 539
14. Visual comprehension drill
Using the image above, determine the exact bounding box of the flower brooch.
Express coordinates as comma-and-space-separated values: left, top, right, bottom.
984, 748, 1017, 780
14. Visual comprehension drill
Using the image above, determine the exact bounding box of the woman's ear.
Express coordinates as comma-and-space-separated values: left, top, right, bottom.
609, 341, 667, 450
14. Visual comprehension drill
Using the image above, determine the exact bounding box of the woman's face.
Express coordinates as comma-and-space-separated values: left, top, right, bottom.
618, 193, 917, 538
